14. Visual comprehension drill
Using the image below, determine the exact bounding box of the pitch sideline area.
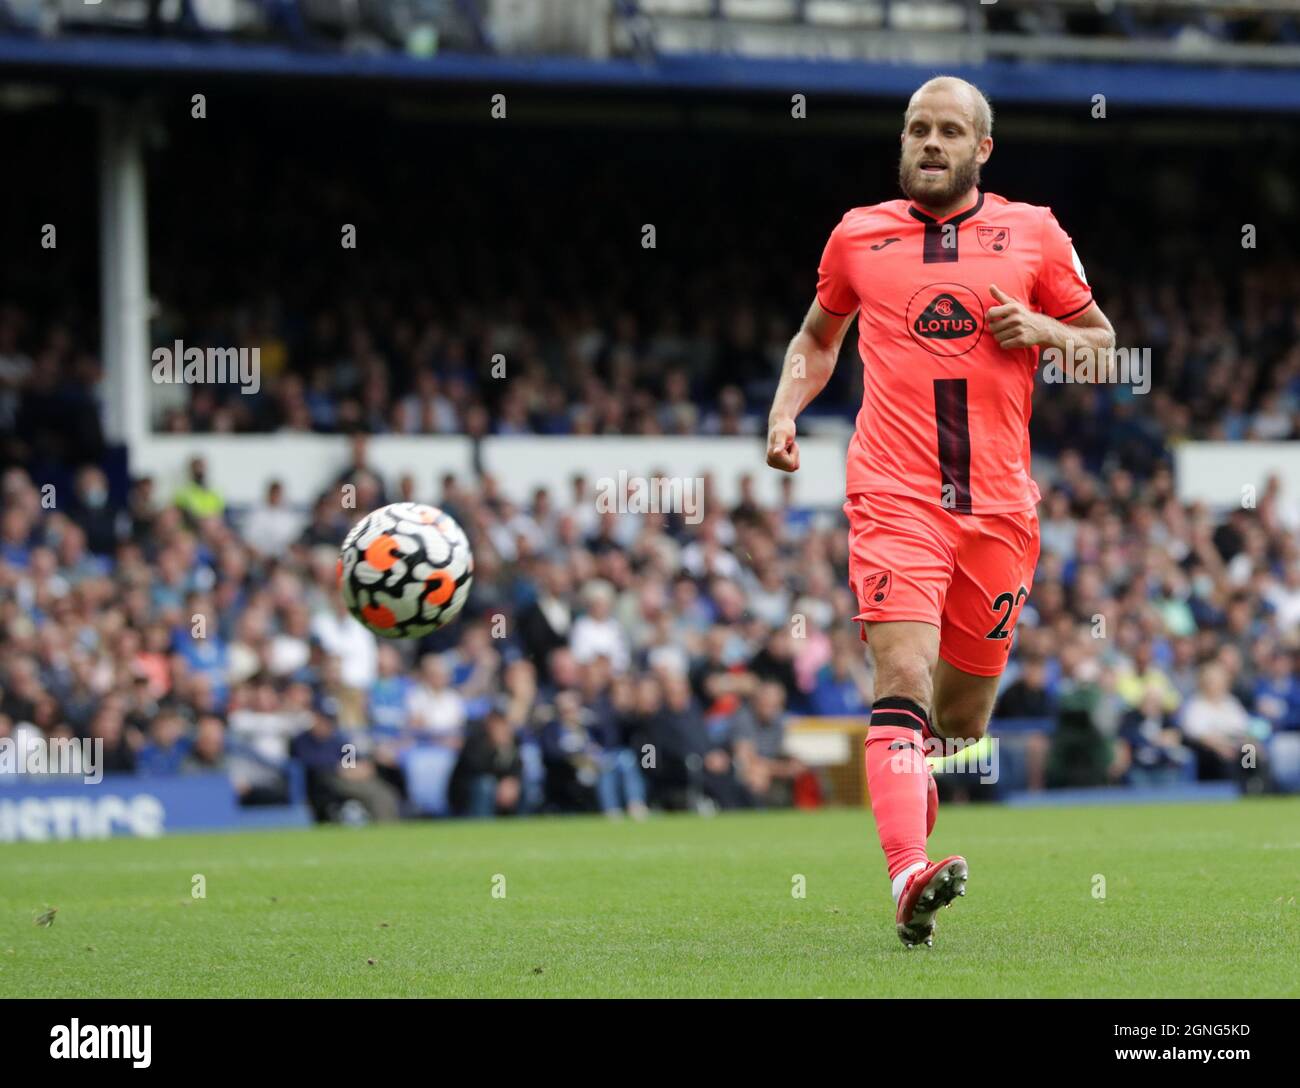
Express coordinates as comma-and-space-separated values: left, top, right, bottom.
2, 801, 1296, 998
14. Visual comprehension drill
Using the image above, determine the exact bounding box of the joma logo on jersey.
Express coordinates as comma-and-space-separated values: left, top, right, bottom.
906, 283, 985, 357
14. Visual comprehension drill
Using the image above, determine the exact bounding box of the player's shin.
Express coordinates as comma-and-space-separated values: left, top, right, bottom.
864, 697, 932, 898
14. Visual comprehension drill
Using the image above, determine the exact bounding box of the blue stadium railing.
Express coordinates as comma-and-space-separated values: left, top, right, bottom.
2, 2, 1300, 112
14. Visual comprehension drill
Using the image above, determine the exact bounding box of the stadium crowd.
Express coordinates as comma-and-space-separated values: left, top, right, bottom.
114, 254, 1300, 477
9, 0, 1296, 52
9, 240, 1300, 489
3, 409, 1300, 822
5, 108, 1300, 820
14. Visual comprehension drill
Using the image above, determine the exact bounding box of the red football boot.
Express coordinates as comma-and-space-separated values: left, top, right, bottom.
895, 855, 968, 948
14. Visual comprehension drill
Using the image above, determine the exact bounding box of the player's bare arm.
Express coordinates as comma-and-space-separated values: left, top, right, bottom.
987, 284, 1116, 378
766, 300, 856, 472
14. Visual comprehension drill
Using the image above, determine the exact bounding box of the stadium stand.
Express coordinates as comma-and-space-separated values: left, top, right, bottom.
3, 4, 1300, 830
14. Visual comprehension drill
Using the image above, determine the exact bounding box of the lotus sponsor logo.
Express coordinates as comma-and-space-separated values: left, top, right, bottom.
907, 283, 985, 356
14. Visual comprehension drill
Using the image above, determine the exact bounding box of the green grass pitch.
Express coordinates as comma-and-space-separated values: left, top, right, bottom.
2, 799, 1297, 997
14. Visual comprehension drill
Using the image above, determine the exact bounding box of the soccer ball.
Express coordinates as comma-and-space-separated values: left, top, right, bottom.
337, 502, 474, 638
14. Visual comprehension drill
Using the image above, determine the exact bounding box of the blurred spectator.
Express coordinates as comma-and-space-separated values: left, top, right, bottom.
182, 715, 230, 775
570, 580, 630, 672
402, 653, 466, 815
332, 433, 389, 507
539, 688, 601, 812
732, 681, 808, 807
183, 713, 292, 805
311, 592, 378, 694
588, 669, 648, 819
407, 654, 467, 739
89, 706, 138, 775
1252, 649, 1300, 733
517, 560, 573, 681
1046, 655, 1126, 789
809, 630, 874, 715
242, 479, 305, 559
1180, 663, 1255, 783
68, 465, 123, 557
228, 678, 308, 765
450, 707, 524, 818
136, 709, 192, 776
1115, 642, 1180, 712
174, 457, 224, 521
1118, 689, 1193, 787
645, 672, 749, 811
291, 709, 400, 823
995, 655, 1054, 719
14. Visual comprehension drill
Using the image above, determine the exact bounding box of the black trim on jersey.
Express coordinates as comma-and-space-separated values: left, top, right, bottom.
816, 295, 855, 318
933, 378, 973, 514
909, 191, 985, 265
1053, 297, 1094, 322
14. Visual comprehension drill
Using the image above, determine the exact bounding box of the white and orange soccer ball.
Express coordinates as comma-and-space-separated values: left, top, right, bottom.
337, 502, 474, 638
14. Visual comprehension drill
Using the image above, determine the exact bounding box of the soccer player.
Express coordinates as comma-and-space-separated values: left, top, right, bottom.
765, 76, 1115, 947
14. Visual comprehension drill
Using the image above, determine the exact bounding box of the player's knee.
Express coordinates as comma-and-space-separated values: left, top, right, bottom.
872, 655, 933, 710
934, 704, 991, 741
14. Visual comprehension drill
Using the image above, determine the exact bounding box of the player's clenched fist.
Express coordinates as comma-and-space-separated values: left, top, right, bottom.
766, 417, 800, 472
987, 284, 1049, 350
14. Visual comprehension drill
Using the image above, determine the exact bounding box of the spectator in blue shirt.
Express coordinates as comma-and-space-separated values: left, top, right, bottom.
1253, 650, 1300, 732
291, 709, 401, 824
586, 667, 648, 819
0, 505, 33, 568
810, 635, 874, 716
171, 593, 230, 706
369, 644, 415, 743
1118, 688, 1193, 787
135, 710, 192, 776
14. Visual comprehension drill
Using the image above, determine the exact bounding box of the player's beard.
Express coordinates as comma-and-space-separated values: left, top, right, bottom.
898, 152, 981, 211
